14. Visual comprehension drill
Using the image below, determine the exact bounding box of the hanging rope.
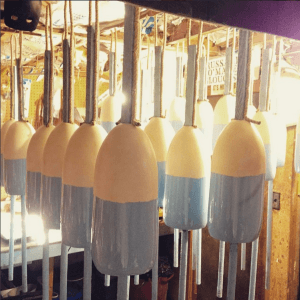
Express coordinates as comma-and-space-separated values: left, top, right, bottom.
192, 21, 203, 127
47, 3, 54, 126
230, 28, 236, 95
45, 5, 49, 51
92, 0, 99, 123
160, 13, 167, 118
89, 1, 92, 27
64, 1, 68, 40
68, 0, 74, 123
10, 35, 17, 120
187, 19, 191, 47
244, 32, 260, 124
266, 36, 276, 112
114, 28, 118, 95
18, 31, 24, 121
226, 28, 230, 48
131, 6, 141, 126
154, 14, 157, 47
263, 33, 267, 50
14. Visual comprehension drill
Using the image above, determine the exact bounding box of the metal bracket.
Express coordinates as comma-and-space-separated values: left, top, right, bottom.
272, 192, 280, 210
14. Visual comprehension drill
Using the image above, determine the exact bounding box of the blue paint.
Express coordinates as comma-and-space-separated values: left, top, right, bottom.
208, 173, 265, 243
92, 198, 158, 276
264, 143, 276, 181
157, 161, 166, 207
61, 185, 93, 248
101, 121, 115, 134
212, 124, 227, 151
164, 175, 209, 230
170, 120, 183, 133
4, 159, 26, 195
295, 133, 300, 173
40, 175, 62, 230
26, 171, 41, 215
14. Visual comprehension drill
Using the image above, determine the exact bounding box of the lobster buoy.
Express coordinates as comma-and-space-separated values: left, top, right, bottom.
62, 124, 107, 246
164, 40, 211, 299
41, 122, 78, 229
208, 120, 265, 242
92, 8, 158, 300
145, 118, 174, 207
26, 33, 55, 215
212, 29, 237, 151
208, 30, 266, 300
100, 94, 122, 133
1, 119, 16, 186
26, 124, 55, 214
4, 121, 35, 195
169, 97, 185, 133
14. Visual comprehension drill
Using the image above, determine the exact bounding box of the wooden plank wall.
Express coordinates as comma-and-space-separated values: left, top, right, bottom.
256, 125, 300, 300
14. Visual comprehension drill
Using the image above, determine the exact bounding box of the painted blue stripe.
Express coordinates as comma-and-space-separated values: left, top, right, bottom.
295, 133, 300, 173
170, 120, 183, 133
163, 175, 209, 230
212, 123, 227, 151
264, 143, 276, 181
26, 171, 42, 215
158, 161, 166, 207
92, 197, 158, 276
40, 175, 62, 230
4, 159, 26, 195
101, 121, 115, 134
61, 185, 93, 248
208, 173, 265, 243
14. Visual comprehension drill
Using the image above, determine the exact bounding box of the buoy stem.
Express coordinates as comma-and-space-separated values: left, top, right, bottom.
151, 207, 159, 300
8, 195, 15, 281
18, 32, 24, 122
117, 275, 130, 300
241, 243, 246, 270
154, 46, 162, 118
265, 180, 273, 290
83, 246, 92, 300
10, 35, 17, 120
227, 243, 238, 300
235, 30, 252, 120
179, 230, 189, 300
217, 241, 225, 298
120, 5, 141, 125
48, 4, 54, 126
85, 25, 95, 123
259, 48, 271, 112
224, 29, 232, 96
104, 275, 111, 287
175, 56, 182, 98
192, 21, 203, 116
60, 243, 68, 300
196, 229, 202, 285
174, 229, 180, 268
184, 45, 197, 126
43, 230, 50, 300
68, 0, 74, 124
248, 238, 259, 300
230, 28, 236, 95
114, 28, 118, 96
266, 37, 276, 112
134, 275, 139, 285
21, 195, 28, 293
